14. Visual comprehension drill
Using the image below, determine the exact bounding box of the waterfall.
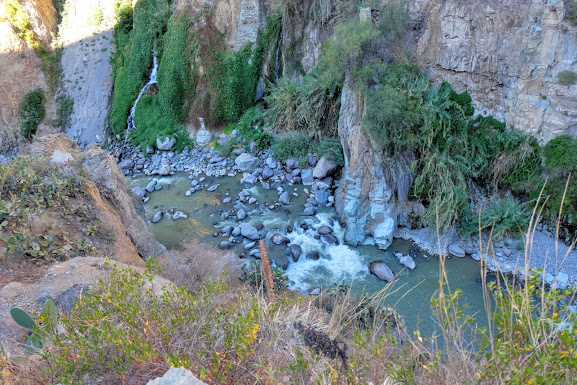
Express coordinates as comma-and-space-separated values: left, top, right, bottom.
273, 29, 282, 82
126, 55, 159, 133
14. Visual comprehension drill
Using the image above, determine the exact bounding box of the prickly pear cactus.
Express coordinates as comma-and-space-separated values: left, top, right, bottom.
10, 307, 35, 330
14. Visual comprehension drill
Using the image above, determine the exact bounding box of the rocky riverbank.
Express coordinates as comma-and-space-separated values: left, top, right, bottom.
108, 134, 577, 291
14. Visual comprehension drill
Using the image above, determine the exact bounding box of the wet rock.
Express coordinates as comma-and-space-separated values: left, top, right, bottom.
207, 184, 220, 192
399, 255, 416, 270
232, 226, 241, 237
156, 137, 176, 151
261, 182, 270, 190
235, 153, 260, 172
185, 190, 192, 197
449, 244, 466, 258
248, 197, 257, 204
279, 191, 290, 205
221, 225, 233, 235
151, 211, 163, 223
374, 218, 394, 250
271, 254, 289, 270
222, 197, 232, 204
316, 190, 330, 206
158, 164, 171, 176
317, 226, 333, 235
289, 244, 302, 262
292, 168, 301, 177
302, 207, 317, 216
312, 157, 337, 179
240, 223, 260, 240
370, 261, 394, 282
145, 180, 158, 193
241, 173, 257, 184
219, 241, 234, 250
301, 169, 314, 185
250, 249, 260, 257
322, 234, 339, 245
272, 233, 290, 245
306, 251, 320, 260
172, 211, 188, 220
237, 209, 247, 220
132, 186, 146, 198
286, 226, 293, 233
244, 241, 256, 250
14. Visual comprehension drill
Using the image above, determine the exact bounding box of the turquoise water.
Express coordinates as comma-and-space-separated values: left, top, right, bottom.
128, 172, 489, 335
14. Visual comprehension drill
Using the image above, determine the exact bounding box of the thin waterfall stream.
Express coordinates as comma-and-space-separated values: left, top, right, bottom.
126, 56, 159, 134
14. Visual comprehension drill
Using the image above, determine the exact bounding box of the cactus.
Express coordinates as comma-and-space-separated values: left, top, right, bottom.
10, 299, 58, 354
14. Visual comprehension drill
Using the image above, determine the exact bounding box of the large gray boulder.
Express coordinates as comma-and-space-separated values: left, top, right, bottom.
196, 129, 212, 147
374, 218, 394, 250
235, 153, 260, 172
279, 191, 290, 205
301, 169, 314, 185
312, 157, 337, 179
399, 255, 416, 270
240, 223, 260, 240
156, 137, 176, 151
370, 261, 394, 282
449, 244, 466, 258
271, 233, 290, 245
147, 367, 207, 385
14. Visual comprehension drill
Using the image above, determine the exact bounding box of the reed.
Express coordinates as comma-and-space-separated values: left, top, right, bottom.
259, 240, 274, 295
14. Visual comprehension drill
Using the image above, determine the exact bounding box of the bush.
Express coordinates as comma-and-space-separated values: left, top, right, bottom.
264, 70, 341, 136
271, 133, 344, 167
557, 70, 577, 86
19, 89, 46, 139
461, 197, 530, 239
52, 96, 74, 130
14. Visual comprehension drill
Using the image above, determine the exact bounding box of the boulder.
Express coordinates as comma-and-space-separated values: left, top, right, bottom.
156, 137, 176, 151
219, 241, 234, 250
316, 190, 330, 206
158, 164, 171, 176
289, 244, 302, 262
448, 244, 466, 258
374, 218, 394, 250
235, 153, 260, 172
369, 261, 394, 282
271, 233, 290, 245
399, 255, 416, 270
285, 158, 298, 170
301, 169, 314, 185
306, 251, 320, 260
151, 211, 163, 223
172, 211, 188, 220
322, 234, 339, 245
118, 159, 134, 170
279, 191, 290, 205
207, 184, 220, 192
302, 207, 316, 216
317, 226, 333, 235
50, 150, 75, 166
237, 208, 247, 220
132, 186, 146, 198
241, 173, 257, 184
196, 128, 212, 147
147, 367, 207, 385
312, 157, 337, 179
240, 223, 260, 240
262, 165, 274, 179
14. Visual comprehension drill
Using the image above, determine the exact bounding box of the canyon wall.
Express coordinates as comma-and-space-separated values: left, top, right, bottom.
410, 0, 577, 144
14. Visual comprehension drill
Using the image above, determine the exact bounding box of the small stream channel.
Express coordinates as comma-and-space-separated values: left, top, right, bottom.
128, 171, 490, 335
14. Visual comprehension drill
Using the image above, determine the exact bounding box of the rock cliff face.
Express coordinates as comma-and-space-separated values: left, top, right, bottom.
0, 0, 57, 153
335, 77, 397, 250
410, 0, 577, 144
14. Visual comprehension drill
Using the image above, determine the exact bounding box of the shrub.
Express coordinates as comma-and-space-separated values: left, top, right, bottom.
52, 96, 74, 130
557, 70, 577, 85
461, 197, 530, 239
543, 135, 577, 173
271, 133, 344, 167
19, 89, 46, 139
264, 70, 341, 136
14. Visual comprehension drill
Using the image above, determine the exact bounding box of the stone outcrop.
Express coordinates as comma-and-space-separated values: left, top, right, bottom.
335, 77, 398, 249
410, 0, 577, 144
31, 134, 166, 261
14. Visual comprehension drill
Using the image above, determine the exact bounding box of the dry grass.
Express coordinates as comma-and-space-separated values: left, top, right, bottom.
156, 238, 242, 291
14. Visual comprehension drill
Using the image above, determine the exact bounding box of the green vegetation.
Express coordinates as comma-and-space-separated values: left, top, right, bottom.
87, 7, 103, 27
271, 133, 344, 167
534, 136, 577, 222
208, 11, 282, 123
109, 0, 171, 136
362, 61, 539, 230
130, 14, 196, 151
10, 300, 57, 355
19, 89, 46, 139
461, 197, 531, 239
0, 156, 102, 263
264, 70, 341, 137
4, 238, 576, 383
52, 96, 74, 130
566, 1, 577, 25
558, 70, 577, 85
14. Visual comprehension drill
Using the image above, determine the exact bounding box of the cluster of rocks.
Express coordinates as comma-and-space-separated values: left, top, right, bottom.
447, 237, 516, 262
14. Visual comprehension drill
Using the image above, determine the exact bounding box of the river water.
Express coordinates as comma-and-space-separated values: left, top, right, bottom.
128, 171, 489, 335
